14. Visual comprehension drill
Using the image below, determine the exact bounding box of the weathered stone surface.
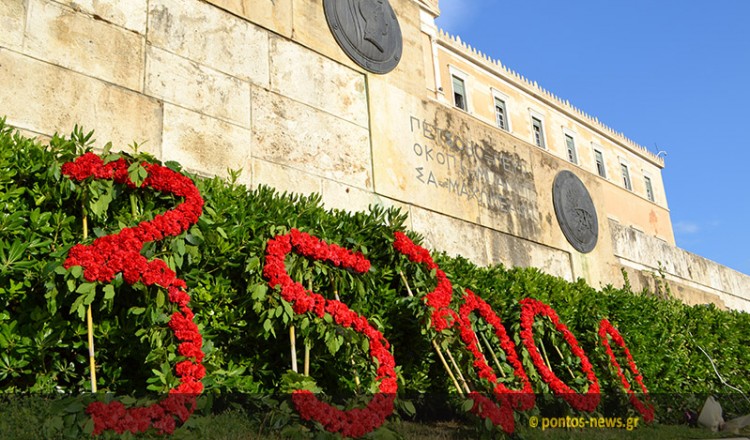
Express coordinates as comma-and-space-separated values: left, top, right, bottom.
0, 49, 162, 155
410, 206, 490, 267
148, 0, 269, 86
270, 37, 367, 128
56, 0, 148, 34
145, 46, 250, 127
25, 0, 144, 91
611, 219, 750, 312
252, 158, 322, 198
486, 229, 573, 281
252, 88, 372, 189
369, 78, 540, 238
0, 0, 25, 50
162, 104, 252, 180
205, 0, 292, 38
321, 180, 412, 218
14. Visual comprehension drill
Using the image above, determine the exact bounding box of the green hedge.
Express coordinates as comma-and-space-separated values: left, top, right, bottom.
1, 120, 749, 436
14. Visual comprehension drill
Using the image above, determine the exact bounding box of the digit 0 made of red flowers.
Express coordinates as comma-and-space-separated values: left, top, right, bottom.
62, 153, 205, 436
263, 229, 398, 438
519, 298, 601, 412
393, 232, 534, 434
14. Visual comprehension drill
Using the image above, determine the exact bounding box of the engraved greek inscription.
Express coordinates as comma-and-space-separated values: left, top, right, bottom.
410, 116, 420, 132
406, 115, 536, 218
454, 134, 466, 154
446, 154, 456, 170
424, 144, 434, 161
423, 121, 436, 140
427, 171, 438, 187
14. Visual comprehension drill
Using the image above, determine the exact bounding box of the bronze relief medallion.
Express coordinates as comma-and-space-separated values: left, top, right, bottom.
323, 0, 403, 74
552, 170, 599, 253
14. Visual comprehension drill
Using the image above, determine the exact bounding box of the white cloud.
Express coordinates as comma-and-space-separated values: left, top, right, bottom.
434, 0, 476, 33
674, 221, 700, 235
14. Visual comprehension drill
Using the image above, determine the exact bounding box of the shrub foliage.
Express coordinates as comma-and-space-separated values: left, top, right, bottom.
0, 120, 749, 436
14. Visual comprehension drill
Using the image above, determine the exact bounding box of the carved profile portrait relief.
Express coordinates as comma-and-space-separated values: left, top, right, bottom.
553, 171, 598, 253
324, 0, 403, 74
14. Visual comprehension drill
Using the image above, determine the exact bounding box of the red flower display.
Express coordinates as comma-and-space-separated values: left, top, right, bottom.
263, 229, 397, 438
519, 298, 600, 412
393, 232, 536, 432
458, 289, 534, 434
392, 231, 457, 331
598, 319, 654, 422
62, 152, 205, 435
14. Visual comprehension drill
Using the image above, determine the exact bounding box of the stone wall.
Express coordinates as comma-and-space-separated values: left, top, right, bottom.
1, 0, 748, 311
610, 220, 750, 310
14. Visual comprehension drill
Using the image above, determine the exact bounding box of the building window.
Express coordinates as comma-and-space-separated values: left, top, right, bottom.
565, 134, 577, 164
452, 75, 466, 110
594, 149, 606, 178
494, 97, 508, 130
644, 176, 654, 201
531, 117, 545, 148
620, 163, 632, 190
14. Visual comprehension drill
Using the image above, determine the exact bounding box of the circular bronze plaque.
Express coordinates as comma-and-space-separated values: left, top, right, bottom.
323, 0, 403, 74
552, 171, 598, 253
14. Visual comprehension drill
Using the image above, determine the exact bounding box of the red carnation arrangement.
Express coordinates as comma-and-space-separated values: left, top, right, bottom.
519, 298, 600, 412
458, 289, 535, 434
62, 152, 205, 435
598, 319, 654, 422
392, 231, 457, 331
263, 229, 397, 438
394, 232, 536, 433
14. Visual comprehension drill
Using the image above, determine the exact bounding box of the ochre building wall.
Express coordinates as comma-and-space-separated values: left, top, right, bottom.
1, 0, 748, 311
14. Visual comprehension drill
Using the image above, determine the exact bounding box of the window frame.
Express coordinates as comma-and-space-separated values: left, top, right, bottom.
619, 160, 632, 191
448, 66, 470, 112
491, 88, 511, 132
644, 174, 655, 202
562, 128, 578, 164
529, 109, 547, 149
592, 146, 606, 178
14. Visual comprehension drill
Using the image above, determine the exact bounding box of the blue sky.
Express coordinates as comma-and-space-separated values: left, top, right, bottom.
435, 0, 750, 275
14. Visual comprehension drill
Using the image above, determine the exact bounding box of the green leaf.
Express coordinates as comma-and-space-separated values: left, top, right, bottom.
70, 266, 83, 279
401, 400, 416, 417
251, 284, 268, 302
245, 256, 260, 273
83, 288, 96, 306
103, 284, 115, 300
75, 283, 96, 294
128, 162, 148, 187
